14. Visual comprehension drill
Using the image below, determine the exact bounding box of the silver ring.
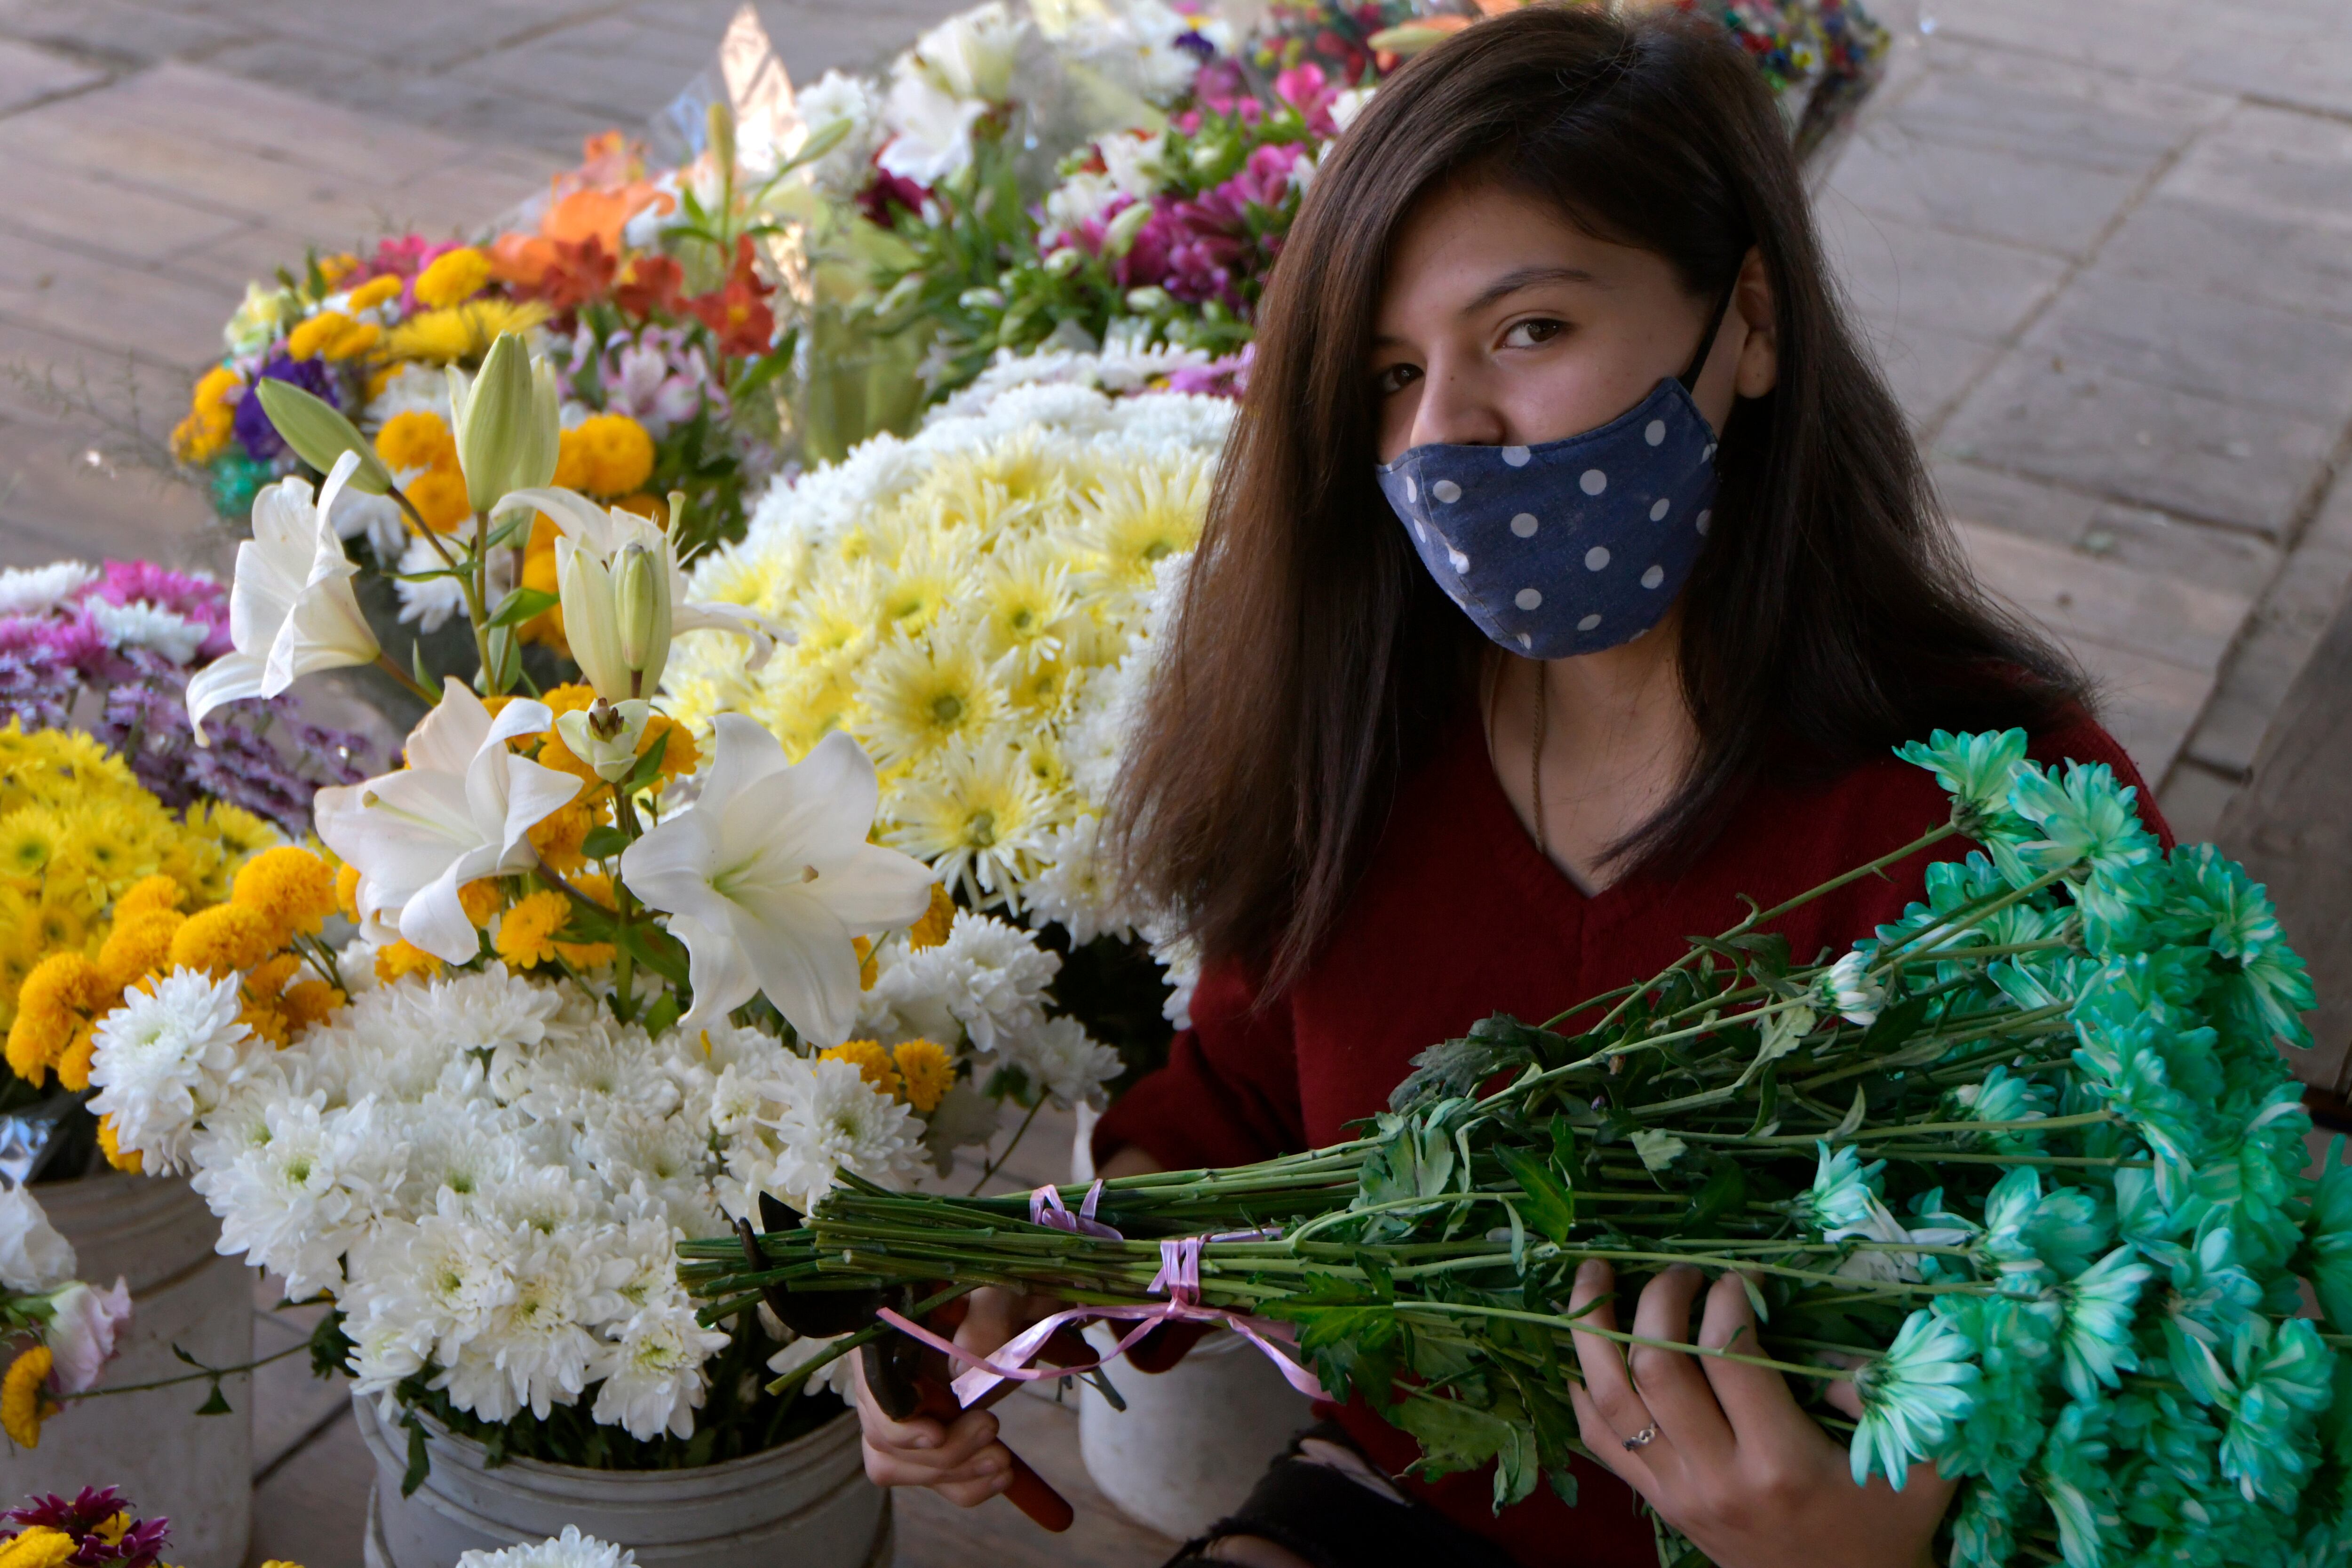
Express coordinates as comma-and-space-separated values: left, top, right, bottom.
1622, 1425, 1660, 1451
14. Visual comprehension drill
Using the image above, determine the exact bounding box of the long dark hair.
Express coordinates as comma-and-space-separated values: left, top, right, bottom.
1112, 4, 2086, 990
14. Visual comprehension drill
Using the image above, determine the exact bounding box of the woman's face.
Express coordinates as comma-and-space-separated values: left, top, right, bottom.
1370, 181, 1774, 463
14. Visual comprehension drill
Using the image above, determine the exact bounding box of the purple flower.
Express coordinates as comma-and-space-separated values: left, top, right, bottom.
1164, 342, 1254, 398
1273, 64, 1340, 136
233, 353, 335, 463
599, 326, 723, 437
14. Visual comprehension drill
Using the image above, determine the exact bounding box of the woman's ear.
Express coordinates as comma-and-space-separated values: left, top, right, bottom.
1731, 247, 1778, 399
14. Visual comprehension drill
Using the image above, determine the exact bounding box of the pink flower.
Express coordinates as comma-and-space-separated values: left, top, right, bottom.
1274, 64, 1342, 136
44, 1278, 132, 1395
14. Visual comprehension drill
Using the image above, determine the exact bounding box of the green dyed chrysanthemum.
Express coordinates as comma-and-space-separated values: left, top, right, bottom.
2217, 1317, 2332, 1504
1981, 1166, 2113, 1287
2305, 1138, 2352, 1332
2039, 1399, 2125, 1568
1933, 1293, 2063, 1490
2168, 845, 2317, 1052
2009, 761, 2163, 916
1792, 1141, 1884, 1234
2059, 1245, 2154, 1401
1895, 727, 2031, 837
1850, 1308, 1981, 1488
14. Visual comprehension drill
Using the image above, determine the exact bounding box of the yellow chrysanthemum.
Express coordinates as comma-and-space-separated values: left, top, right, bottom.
530, 798, 597, 876
899, 463, 1033, 538
883, 737, 1049, 910
96, 908, 182, 994
892, 1039, 955, 1114
334, 862, 360, 922
909, 883, 956, 950
786, 566, 882, 671
168, 903, 275, 980
28, 902, 86, 958
231, 846, 338, 947
969, 540, 1077, 669
97, 1114, 141, 1173
285, 310, 379, 362
374, 940, 443, 984
411, 246, 493, 310
0, 810, 56, 883
873, 534, 971, 639
0, 1524, 73, 1566
1, 1346, 54, 1450
186, 800, 278, 866
854, 631, 1008, 771
347, 274, 403, 312
1070, 455, 1211, 589
458, 878, 504, 930
820, 1039, 902, 1100
383, 298, 551, 365
375, 409, 458, 475
494, 890, 572, 970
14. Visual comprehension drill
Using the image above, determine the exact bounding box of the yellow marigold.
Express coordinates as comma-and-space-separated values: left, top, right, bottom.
239, 998, 287, 1049
285, 311, 379, 362
52, 1022, 95, 1092
318, 251, 360, 286
640, 714, 698, 784
168, 904, 275, 979
375, 409, 459, 475
97, 1114, 141, 1173
383, 299, 549, 364
413, 247, 493, 309
374, 940, 442, 984
279, 979, 344, 1035
892, 1039, 955, 1115
553, 939, 615, 970
571, 873, 617, 909
458, 878, 503, 929
556, 415, 657, 499
1, 1346, 54, 1450
170, 365, 245, 464
820, 1040, 902, 1100
852, 935, 877, 991
539, 684, 598, 719
116, 874, 182, 921
347, 274, 403, 312
4, 1003, 67, 1087
0, 1524, 75, 1567
334, 862, 360, 921
406, 469, 473, 534
909, 883, 956, 950
232, 846, 338, 947
17, 951, 105, 1018
97, 909, 182, 995
529, 799, 596, 875
493, 889, 571, 970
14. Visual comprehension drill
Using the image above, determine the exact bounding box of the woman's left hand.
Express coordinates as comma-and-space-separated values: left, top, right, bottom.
1566, 1261, 1954, 1568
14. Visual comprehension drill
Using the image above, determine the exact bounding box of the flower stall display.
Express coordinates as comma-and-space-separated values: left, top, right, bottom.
661, 353, 1236, 1134
695, 735, 2342, 1568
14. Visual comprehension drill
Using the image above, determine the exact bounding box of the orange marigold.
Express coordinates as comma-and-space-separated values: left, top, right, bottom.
168, 904, 276, 979
374, 940, 443, 984
334, 861, 361, 921
279, 979, 344, 1035
406, 469, 472, 534
53, 1022, 95, 1093
97, 908, 183, 994
97, 1114, 141, 1173
231, 846, 339, 947
529, 800, 596, 875
493, 889, 571, 970
115, 874, 183, 922
820, 1040, 902, 1100
909, 883, 956, 950
892, 1039, 955, 1115
459, 878, 504, 929
374, 409, 458, 475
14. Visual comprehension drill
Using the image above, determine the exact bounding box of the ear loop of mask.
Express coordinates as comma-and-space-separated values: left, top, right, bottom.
1676, 285, 1739, 393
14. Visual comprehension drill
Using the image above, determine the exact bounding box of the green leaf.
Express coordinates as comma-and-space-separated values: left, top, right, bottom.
1389, 1015, 1555, 1112
643, 989, 682, 1038
582, 825, 629, 861
1679, 1160, 1747, 1234
401, 1413, 432, 1496
1631, 1128, 1688, 1173
1833, 1084, 1869, 1140
193, 1380, 233, 1416
622, 727, 673, 793
412, 638, 437, 697
1392, 1393, 1523, 1486
1495, 1145, 1576, 1244
486, 586, 559, 629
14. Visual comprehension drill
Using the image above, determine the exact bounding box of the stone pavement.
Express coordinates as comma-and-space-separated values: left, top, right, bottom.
0, 0, 2347, 1561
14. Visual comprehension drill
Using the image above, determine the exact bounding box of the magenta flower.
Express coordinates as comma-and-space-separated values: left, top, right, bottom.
1273, 63, 1341, 136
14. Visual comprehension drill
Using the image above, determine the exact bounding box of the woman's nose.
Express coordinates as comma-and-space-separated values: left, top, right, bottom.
1407, 360, 1509, 450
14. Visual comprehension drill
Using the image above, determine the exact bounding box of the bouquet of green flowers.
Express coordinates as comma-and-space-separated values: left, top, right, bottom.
685, 731, 2347, 1568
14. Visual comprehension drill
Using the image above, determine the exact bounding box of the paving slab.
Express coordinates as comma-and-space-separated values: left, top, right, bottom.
0, 32, 100, 109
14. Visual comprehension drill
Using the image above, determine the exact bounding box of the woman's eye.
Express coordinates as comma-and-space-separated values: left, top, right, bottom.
1373, 362, 1422, 396
1502, 318, 1566, 348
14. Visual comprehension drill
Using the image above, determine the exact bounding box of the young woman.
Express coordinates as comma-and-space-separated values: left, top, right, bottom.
853, 8, 2166, 1566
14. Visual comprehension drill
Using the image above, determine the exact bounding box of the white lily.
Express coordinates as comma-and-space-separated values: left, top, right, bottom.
498, 486, 779, 704
315, 681, 581, 963
447, 332, 561, 514
619, 718, 934, 1046
555, 699, 653, 783
185, 450, 381, 744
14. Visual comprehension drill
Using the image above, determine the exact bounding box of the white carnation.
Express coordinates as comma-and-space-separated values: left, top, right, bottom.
90, 968, 258, 1172
82, 597, 207, 664
795, 70, 887, 199
0, 1187, 75, 1292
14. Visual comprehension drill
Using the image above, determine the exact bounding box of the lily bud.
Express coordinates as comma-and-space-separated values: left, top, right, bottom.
447, 333, 561, 515
254, 380, 394, 495
1102, 201, 1152, 260
614, 541, 671, 680
558, 532, 674, 703
556, 698, 653, 783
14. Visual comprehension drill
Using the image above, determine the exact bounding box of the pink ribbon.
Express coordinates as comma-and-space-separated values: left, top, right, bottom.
871, 1221, 1327, 1407
1029, 1180, 1122, 1239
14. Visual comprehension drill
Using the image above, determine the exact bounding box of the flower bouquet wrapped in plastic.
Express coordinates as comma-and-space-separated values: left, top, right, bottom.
686, 732, 2348, 1568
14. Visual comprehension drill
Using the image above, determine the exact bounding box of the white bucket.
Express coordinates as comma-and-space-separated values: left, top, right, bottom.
1079, 1326, 1313, 1539
354, 1393, 891, 1568
0, 1173, 252, 1568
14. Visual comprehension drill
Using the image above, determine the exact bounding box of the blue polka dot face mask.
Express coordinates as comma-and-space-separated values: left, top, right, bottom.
1375, 371, 1720, 659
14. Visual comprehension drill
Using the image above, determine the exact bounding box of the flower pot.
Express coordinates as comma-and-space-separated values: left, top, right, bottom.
353, 1393, 891, 1568
1079, 1325, 1314, 1540
0, 1173, 252, 1568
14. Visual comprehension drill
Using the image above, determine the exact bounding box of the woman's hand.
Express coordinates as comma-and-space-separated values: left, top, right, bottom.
1566, 1262, 1954, 1568
846, 1285, 1062, 1507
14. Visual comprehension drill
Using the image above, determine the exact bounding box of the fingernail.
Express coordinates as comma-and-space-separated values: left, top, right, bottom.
907, 1433, 937, 1450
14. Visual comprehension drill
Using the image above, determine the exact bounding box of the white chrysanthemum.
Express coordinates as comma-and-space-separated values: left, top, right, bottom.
89, 968, 256, 1171
82, 597, 208, 664
0, 560, 98, 617
880, 911, 1058, 1055
590, 1301, 731, 1440
441, 1227, 613, 1421
408, 964, 561, 1054
766, 1328, 857, 1400
455, 1526, 637, 1568
762, 1055, 923, 1211
884, 737, 1053, 912
1148, 928, 1200, 1030
1025, 813, 1139, 945
1002, 1015, 1120, 1109
329, 480, 411, 564
192, 1092, 371, 1297
366, 362, 453, 426
395, 534, 467, 632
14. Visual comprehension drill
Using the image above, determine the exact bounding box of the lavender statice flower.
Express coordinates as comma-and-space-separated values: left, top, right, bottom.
99, 648, 367, 836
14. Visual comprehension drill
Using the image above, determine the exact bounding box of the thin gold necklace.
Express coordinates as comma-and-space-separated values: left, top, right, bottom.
1531, 663, 1548, 860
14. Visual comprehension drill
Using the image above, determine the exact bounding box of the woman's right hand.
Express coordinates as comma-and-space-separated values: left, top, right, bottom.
847, 1285, 1064, 1507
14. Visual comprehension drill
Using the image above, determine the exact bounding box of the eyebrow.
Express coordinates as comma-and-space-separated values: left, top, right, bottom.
1372, 264, 1605, 347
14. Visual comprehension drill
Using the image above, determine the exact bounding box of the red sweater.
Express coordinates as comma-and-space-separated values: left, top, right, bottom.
1095, 713, 2165, 1566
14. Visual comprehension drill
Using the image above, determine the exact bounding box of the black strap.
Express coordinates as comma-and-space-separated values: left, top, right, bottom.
1676, 284, 1739, 391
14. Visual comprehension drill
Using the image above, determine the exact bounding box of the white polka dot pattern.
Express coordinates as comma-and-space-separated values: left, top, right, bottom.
1510, 513, 1539, 538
